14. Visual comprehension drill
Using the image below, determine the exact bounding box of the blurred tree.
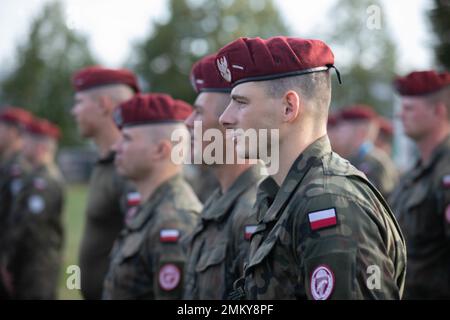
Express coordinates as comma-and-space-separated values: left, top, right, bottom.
321, 0, 398, 116
0, 1, 97, 146
428, 0, 450, 69
130, 0, 289, 103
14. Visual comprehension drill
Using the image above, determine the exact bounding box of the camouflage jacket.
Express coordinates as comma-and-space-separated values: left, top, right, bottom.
0, 152, 30, 243
78, 151, 134, 300
0, 152, 30, 298
103, 174, 201, 299
243, 135, 406, 300
6, 163, 65, 299
183, 165, 263, 299
349, 142, 398, 199
389, 135, 450, 299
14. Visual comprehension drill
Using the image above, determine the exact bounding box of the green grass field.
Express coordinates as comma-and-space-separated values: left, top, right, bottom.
58, 184, 87, 300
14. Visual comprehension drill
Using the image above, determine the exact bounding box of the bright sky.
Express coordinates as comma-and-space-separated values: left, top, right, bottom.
0, 0, 435, 74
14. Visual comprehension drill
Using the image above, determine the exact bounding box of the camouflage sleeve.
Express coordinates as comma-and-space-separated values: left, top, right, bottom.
145, 211, 195, 300
294, 193, 402, 300
9, 180, 64, 299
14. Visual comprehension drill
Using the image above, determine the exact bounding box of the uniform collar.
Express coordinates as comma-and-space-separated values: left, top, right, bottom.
97, 150, 116, 164
201, 164, 263, 222
261, 135, 331, 223
126, 173, 183, 230
412, 134, 450, 179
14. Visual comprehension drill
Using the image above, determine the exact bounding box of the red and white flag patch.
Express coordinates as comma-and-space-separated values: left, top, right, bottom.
160, 229, 180, 243
442, 175, 450, 188
308, 208, 337, 231
244, 225, 258, 240
127, 192, 141, 206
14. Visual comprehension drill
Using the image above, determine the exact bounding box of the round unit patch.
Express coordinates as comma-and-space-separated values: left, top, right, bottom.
159, 263, 181, 291
310, 265, 335, 300
28, 195, 45, 214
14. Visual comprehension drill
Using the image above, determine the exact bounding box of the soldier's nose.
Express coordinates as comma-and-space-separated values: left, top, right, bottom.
219, 107, 235, 129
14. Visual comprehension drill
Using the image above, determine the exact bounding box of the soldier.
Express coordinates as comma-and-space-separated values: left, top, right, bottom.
71, 66, 140, 299
5, 117, 65, 299
334, 105, 398, 198
183, 54, 263, 299
217, 36, 406, 299
376, 116, 394, 157
389, 70, 450, 299
0, 107, 32, 298
103, 93, 201, 299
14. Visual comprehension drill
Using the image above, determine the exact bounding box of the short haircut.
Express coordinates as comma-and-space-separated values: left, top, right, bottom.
262, 71, 332, 120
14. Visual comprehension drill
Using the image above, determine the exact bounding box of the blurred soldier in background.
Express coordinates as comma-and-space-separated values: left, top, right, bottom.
183, 54, 262, 299
103, 93, 201, 299
333, 105, 398, 198
71, 66, 140, 300
0, 107, 32, 298
390, 70, 450, 299
5, 117, 65, 299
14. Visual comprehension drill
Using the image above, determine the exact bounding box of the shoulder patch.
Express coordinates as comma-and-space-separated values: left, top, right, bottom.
10, 178, 23, 195
244, 225, 258, 240
310, 265, 335, 300
28, 195, 45, 214
127, 192, 141, 207
308, 208, 337, 231
10, 164, 22, 177
158, 263, 181, 291
33, 177, 47, 190
160, 229, 180, 243
442, 174, 450, 188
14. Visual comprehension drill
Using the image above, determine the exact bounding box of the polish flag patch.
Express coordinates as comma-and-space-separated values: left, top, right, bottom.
244, 225, 258, 241
308, 208, 337, 231
127, 192, 141, 206
160, 229, 180, 243
442, 175, 450, 188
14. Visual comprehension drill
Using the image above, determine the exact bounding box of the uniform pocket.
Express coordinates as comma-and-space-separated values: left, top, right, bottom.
195, 241, 227, 272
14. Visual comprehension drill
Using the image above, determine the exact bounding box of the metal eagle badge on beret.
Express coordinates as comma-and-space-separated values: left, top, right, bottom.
216, 56, 232, 82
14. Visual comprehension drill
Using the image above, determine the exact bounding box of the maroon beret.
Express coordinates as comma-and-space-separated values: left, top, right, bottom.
340, 105, 377, 121
114, 93, 193, 129
26, 117, 61, 140
72, 66, 140, 93
190, 54, 231, 93
377, 117, 393, 137
215, 36, 337, 87
394, 70, 450, 96
0, 107, 33, 127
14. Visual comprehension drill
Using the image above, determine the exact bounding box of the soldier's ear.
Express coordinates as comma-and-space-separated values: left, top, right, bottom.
282, 90, 301, 123
152, 140, 172, 160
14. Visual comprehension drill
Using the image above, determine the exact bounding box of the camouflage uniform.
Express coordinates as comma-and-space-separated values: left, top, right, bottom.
389, 135, 450, 299
6, 162, 65, 299
0, 152, 29, 298
241, 136, 406, 300
183, 165, 263, 299
349, 142, 398, 198
78, 151, 133, 299
103, 174, 201, 299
